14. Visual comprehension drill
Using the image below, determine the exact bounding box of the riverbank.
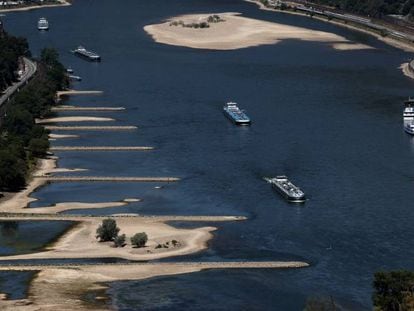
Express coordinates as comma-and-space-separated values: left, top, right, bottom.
0, 262, 309, 311
245, 0, 414, 54
144, 12, 372, 51
0, 0, 71, 13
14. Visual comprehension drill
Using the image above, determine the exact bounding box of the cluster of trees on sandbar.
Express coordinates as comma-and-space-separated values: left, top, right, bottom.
96, 218, 148, 248
0, 32, 68, 191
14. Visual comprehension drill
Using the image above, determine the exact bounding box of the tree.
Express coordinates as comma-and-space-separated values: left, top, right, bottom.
373, 271, 414, 311
28, 137, 49, 157
114, 234, 126, 247
40, 48, 59, 67
131, 232, 148, 248
0, 150, 27, 191
96, 218, 120, 242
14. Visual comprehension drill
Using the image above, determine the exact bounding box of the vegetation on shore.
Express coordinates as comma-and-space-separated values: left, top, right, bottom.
303, 270, 414, 310
0, 32, 30, 92
310, 0, 414, 19
373, 270, 414, 310
169, 14, 225, 29
96, 219, 148, 248
0, 30, 68, 192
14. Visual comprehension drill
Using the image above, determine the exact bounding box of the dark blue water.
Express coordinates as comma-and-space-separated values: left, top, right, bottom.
0, 221, 74, 255
0, 271, 37, 300
4, 0, 414, 309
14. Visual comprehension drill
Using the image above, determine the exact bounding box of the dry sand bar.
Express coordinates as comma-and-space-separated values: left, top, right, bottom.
45, 125, 137, 131
56, 90, 103, 97
0, 261, 309, 270
0, 214, 247, 221
35, 176, 180, 182
50, 146, 154, 151
52, 106, 126, 111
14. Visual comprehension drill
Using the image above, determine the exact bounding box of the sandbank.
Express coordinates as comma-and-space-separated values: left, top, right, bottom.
0, 158, 56, 213
49, 167, 87, 173
37, 116, 115, 123
0, 0, 70, 13
144, 12, 373, 50
0, 261, 308, 310
49, 133, 79, 139
245, 0, 414, 53
26, 200, 132, 214
0, 216, 216, 261
400, 62, 414, 80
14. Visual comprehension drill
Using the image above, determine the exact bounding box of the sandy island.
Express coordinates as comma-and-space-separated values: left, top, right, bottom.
0, 216, 217, 261
144, 12, 373, 51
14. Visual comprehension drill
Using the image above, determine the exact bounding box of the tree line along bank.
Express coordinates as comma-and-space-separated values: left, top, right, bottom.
0, 29, 68, 192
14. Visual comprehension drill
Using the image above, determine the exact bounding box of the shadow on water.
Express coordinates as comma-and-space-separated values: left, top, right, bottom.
0, 221, 75, 256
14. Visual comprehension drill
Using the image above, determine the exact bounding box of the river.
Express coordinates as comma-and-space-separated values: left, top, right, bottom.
3, 0, 414, 309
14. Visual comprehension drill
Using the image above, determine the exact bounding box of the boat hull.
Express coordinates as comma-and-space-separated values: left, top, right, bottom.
404, 127, 414, 135
73, 52, 101, 62
223, 110, 251, 125
271, 184, 306, 202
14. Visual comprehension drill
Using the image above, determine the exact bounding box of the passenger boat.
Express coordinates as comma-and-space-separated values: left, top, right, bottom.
37, 17, 49, 31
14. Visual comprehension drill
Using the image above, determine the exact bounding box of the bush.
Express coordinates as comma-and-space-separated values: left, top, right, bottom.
96, 218, 120, 242
373, 271, 414, 311
131, 232, 148, 248
114, 234, 126, 247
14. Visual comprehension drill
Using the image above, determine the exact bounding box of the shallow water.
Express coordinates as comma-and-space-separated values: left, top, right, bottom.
0, 271, 37, 300
3, 0, 414, 309
0, 220, 74, 256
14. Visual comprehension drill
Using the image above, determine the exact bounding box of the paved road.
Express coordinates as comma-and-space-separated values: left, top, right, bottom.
0, 57, 37, 108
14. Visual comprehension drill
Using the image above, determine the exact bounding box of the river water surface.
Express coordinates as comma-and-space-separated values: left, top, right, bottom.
3, 0, 414, 309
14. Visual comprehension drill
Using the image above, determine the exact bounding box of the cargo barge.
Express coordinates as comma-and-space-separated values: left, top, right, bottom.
223, 102, 251, 125
265, 176, 306, 203
71, 46, 101, 62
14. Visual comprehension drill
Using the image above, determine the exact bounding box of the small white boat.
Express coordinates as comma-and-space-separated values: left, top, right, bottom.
37, 17, 49, 31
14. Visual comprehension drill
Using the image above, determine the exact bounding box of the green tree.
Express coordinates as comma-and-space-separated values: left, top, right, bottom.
131, 232, 148, 248
96, 218, 120, 242
0, 150, 26, 191
28, 138, 49, 157
114, 234, 126, 247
